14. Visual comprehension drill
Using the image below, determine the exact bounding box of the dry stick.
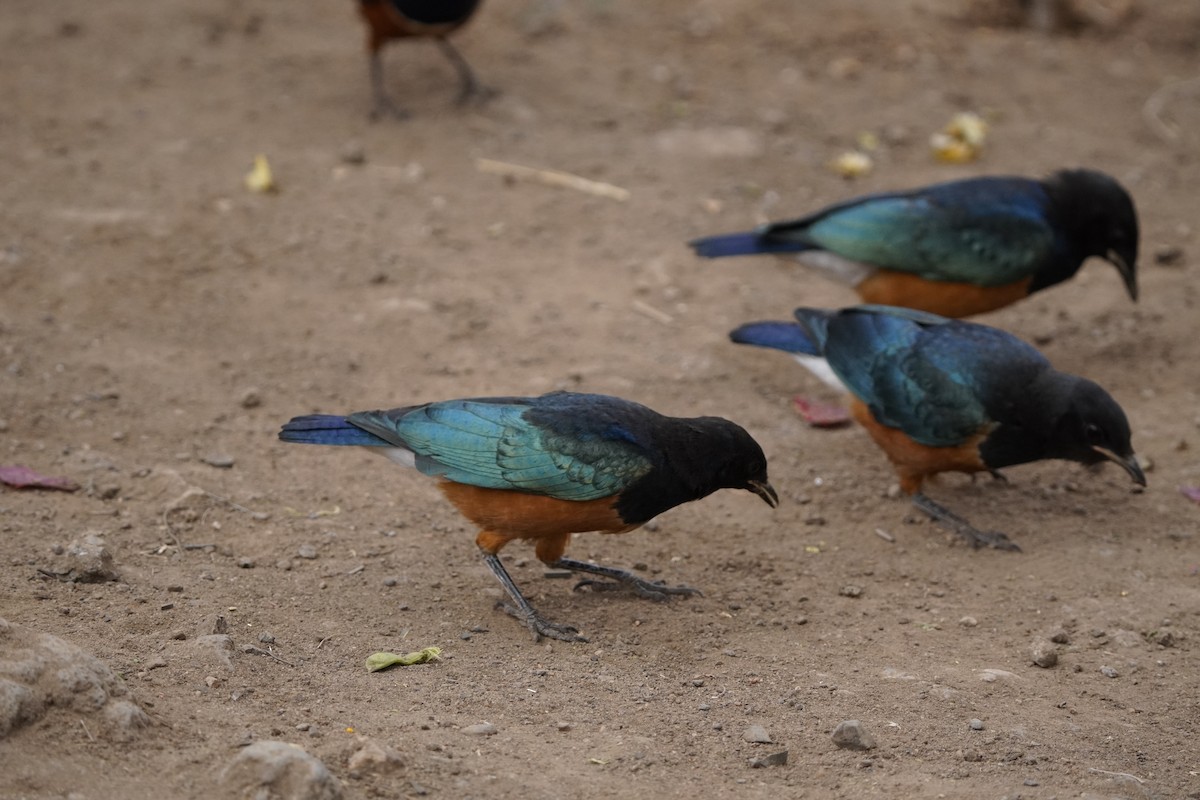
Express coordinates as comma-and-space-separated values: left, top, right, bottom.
1087, 767, 1145, 785
476, 158, 630, 202
79, 718, 95, 742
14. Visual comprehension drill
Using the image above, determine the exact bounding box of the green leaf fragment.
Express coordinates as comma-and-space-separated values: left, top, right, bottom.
366, 646, 442, 673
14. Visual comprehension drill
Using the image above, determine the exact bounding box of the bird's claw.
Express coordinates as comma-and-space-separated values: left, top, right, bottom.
573, 577, 702, 602
494, 601, 588, 643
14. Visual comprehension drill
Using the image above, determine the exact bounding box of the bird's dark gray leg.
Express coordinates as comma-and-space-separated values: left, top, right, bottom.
435, 38, 493, 104
480, 551, 587, 642
369, 51, 409, 119
912, 492, 1020, 551
551, 557, 702, 601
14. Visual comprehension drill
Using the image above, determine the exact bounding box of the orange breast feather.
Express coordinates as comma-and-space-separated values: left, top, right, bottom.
849, 399, 990, 494
856, 271, 1034, 318
439, 482, 635, 561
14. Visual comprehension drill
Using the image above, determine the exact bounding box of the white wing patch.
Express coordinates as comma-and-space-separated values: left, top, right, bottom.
795, 251, 876, 287
792, 354, 846, 392
373, 446, 417, 469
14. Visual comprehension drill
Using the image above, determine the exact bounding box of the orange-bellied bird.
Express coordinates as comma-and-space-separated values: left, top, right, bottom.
357, 0, 488, 118
690, 170, 1139, 318
279, 391, 777, 641
730, 305, 1144, 549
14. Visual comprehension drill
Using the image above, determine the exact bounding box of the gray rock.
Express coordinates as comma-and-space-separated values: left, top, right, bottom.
220, 740, 341, 800
749, 750, 788, 768
297, 544, 319, 560
831, 720, 877, 751
969, 719, 984, 731
1032, 643, 1059, 668
742, 724, 772, 744
201, 454, 235, 469
44, 534, 118, 583
1100, 665, 1119, 678
462, 722, 497, 736
0, 617, 147, 740
346, 736, 403, 773
194, 634, 235, 670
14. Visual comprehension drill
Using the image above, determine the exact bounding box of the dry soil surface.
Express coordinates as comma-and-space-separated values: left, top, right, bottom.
3, 1, 1200, 798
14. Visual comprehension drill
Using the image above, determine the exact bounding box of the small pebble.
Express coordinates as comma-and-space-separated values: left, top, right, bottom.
462, 722, 497, 736
202, 454, 235, 469
297, 545, 318, 560
237, 557, 256, 569
382, 577, 398, 587
1100, 665, 1119, 678
839, 585, 863, 598
969, 719, 984, 731
555, 722, 571, 732
1049, 629, 1070, 644
831, 720, 876, 751
340, 140, 366, 165
257, 632, 275, 644
749, 750, 788, 768
239, 389, 262, 409
743, 724, 772, 744
1032, 643, 1058, 668
959, 616, 978, 627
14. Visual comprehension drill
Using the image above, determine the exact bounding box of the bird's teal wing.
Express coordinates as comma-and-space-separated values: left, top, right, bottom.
348, 399, 653, 500
798, 193, 1054, 286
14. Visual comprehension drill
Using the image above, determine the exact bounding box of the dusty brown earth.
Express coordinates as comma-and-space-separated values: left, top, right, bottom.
3, 0, 1200, 798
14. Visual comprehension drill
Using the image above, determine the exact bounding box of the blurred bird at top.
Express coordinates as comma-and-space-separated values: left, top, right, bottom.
357, 0, 489, 118
690, 169, 1139, 318
731, 305, 1145, 550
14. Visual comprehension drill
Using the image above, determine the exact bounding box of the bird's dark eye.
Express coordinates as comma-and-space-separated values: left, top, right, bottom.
1084, 423, 1105, 445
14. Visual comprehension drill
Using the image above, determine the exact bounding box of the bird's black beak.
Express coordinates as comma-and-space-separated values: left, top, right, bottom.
1094, 446, 1147, 487
747, 479, 779, 508
1107, 248, 1138, 302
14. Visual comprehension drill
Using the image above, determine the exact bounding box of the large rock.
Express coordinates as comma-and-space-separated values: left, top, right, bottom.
0, 617, 148, 740
219, 740, 342, 800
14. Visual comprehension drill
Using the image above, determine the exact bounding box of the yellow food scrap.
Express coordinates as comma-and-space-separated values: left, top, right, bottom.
829, 151, 873, 179
931, 112, 988, 163
244, 154, 276, 193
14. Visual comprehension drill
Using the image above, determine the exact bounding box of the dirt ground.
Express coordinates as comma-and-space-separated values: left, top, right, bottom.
3, 0, 1200, 797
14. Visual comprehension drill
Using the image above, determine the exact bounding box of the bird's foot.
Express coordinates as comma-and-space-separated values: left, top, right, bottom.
495, 600, 588, 643
369, 97, 411, 121
456, 81, 497, 106
912, 492, 1021, 552
574, 576, 702, 602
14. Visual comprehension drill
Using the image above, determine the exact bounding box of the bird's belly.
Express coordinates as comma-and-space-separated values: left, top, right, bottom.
439, 482, 633, 541
855, 271, 1033, 318
849, 400, 989, 493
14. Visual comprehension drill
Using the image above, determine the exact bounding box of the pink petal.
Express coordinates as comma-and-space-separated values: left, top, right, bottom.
0, 465, 80, 492
792, 396, 852, 428
1180, 486, 1200, 504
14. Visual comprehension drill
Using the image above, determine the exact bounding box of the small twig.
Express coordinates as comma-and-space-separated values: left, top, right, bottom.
346, 564, 365, 576
79, 718, 95, 742
1087, 767, 1146, 785
244, 646, 295, 668
631, 299, 673, 325
183, 543, 216, 551
315, 637, 331, 650
476, 158, 630, 202
874, 528, 895, 543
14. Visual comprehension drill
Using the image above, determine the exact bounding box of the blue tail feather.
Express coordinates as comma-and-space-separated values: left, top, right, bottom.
729, 321, 819, 356
278, 415, 392, 447
689, 232, 811, 259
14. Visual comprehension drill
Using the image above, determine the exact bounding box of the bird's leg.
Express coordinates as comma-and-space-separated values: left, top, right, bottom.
480, 551, 587, 642
551, 557, 702, 602
911, 492, 1021, 552
368, 51, 409, 120
435, 38, 494, 105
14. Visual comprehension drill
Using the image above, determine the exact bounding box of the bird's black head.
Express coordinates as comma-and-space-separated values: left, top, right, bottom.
1047, 377, 1145, 486
1045, 169, 1140, 300
696, 417, 779, 508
